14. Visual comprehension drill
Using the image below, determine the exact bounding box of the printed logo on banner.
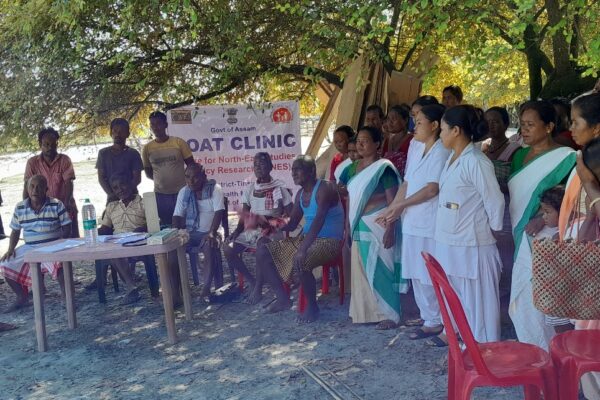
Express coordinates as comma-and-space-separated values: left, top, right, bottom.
226, 108, 238, 124
271, 107, 292, 123
171, 110, 192, 124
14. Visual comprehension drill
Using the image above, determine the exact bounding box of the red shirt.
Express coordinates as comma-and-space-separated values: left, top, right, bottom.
25, 154, 77, 210
385, 135, 413, 177
329, 152, 346, 182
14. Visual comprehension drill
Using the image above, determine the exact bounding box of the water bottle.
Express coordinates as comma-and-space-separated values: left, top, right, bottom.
82, 199, 98, 246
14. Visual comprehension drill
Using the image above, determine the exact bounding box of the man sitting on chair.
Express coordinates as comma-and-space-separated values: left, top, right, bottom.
97, 173, 146, 304
172, 163, 225, 298
0, 175, 71, 312
249, 155, 344, 322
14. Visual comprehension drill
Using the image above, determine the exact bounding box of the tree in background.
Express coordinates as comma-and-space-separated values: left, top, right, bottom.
0, 0, 598, 148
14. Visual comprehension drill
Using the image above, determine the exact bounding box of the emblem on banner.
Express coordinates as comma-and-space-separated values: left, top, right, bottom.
170, 110, 192, 124
226, 108, 238, 124
271, 107, 292, 123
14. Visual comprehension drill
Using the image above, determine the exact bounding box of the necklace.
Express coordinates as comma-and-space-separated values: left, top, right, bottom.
486, 138, 509, 154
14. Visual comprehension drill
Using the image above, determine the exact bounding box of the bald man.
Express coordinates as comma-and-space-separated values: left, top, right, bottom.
0, 175, 71, 312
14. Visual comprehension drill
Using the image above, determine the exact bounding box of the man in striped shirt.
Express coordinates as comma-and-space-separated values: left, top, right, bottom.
0, 175, 72, 312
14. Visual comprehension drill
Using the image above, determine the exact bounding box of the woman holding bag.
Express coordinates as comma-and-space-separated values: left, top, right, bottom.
508, 101, 576, 350
558, 92, 600, 400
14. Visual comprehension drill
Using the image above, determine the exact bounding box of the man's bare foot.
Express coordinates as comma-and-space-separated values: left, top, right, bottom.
4, 300, 30, 313
375, 319, 397, 330
266, 298, 291, 313
245, 288, 263, 305
296, 304, 319, 323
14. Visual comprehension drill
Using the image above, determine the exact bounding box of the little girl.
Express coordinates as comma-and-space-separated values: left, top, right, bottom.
537, 185, 573, 332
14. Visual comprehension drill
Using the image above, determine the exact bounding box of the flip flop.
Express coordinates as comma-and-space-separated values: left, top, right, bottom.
375, 320, 398, 330
426, 335, 449, 347
404, 318, 424, 327
408, 327, 444, 340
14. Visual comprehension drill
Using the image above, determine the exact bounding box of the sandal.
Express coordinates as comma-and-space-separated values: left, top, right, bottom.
375, 320, 398, 330
404, 318, 424, 327
426, 335, 449, 348
408, 326, 444, 340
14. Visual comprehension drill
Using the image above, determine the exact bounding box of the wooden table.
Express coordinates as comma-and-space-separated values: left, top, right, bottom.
24, 237, 193, 351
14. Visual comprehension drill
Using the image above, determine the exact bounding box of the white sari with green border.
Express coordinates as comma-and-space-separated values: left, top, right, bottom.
508, 147, 575, 348
346, 159, 408, 323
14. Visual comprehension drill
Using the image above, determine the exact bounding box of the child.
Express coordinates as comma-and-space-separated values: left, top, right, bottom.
347, 135, 361, 162
330, 125, 354, 182
538, 185, 573, 333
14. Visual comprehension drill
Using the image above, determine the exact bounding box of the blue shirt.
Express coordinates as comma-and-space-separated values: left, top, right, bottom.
10, 197, 71, 244
299, 180, 344, 240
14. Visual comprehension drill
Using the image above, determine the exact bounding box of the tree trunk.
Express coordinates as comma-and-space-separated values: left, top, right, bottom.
523, 24, 544, 99
545, 0, 573, 76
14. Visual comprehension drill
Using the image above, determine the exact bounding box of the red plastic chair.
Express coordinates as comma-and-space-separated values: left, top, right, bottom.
297, 245, 345, 313
549, 329, 600, 400
421, 252, 558, 400
322, 252, 345, 305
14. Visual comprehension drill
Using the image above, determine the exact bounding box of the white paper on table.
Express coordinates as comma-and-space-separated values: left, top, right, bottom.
36, 239, 86, 253
97, 232, 147, 244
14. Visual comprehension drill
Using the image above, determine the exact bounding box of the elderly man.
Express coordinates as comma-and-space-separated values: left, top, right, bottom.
0, 175, 71, 312
173, 163, 225, 298
249, 155, 344, 323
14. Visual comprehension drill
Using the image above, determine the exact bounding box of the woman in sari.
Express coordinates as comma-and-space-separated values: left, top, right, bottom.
483, 107, 521, 304
508, 100, 576, 349
383, 105, 412, 177
339, 126, 407, 329
558, 93, 600, 400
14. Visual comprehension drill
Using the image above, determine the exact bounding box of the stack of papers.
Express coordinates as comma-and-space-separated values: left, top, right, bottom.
97, 232, 148, 245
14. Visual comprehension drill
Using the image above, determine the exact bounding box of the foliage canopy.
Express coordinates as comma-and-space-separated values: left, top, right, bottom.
0, 0, 599, 149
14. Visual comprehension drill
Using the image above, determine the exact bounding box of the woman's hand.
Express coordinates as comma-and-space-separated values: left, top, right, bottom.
576, 150, 597, 184
376, 204, 403, 227
383, 224, 395, 249
337, 183, 349, 197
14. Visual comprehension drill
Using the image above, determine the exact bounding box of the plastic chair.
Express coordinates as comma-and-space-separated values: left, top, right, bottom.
420, 252, 558, 400
321, 247, 345, 305
95, 255, 159, 303
549, 329, 600, 400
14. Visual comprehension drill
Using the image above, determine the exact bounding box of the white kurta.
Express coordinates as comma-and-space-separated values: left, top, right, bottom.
434, 144, 505, 342
401, 139, 450, 282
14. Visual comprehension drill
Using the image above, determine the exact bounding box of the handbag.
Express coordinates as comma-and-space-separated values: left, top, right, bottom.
532, 190, 600, 320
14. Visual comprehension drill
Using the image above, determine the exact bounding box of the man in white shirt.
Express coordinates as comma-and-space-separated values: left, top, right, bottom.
173, 163, 225, 297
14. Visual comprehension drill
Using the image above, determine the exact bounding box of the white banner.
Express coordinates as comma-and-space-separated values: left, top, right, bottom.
167, 101, 301, 209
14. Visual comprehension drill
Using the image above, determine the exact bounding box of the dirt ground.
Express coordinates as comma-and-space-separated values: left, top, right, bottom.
0, 159, 523, 400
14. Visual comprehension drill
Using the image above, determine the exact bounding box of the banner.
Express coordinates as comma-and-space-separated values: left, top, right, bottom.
167, 101, 301, 208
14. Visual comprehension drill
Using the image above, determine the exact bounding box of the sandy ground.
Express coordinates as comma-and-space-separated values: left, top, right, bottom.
0, 156, 524, 399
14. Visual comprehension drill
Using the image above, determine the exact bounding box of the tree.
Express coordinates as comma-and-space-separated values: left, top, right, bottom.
1, 0, 599, 149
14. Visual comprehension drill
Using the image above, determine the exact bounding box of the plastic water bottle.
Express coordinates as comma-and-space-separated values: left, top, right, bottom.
82, 199, 98, 246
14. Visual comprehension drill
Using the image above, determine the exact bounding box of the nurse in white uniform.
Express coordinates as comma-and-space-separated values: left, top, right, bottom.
377, 104, 450, 340
434, 105, 505, 344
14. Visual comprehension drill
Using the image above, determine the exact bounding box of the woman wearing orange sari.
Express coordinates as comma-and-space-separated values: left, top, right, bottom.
558, 92, 600, 400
